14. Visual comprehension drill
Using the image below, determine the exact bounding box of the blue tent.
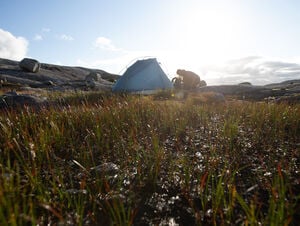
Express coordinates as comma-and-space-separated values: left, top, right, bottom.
112, 58, 173, 93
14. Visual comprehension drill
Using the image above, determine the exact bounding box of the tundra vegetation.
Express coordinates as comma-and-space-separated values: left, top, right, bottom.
0, 91, 299, 225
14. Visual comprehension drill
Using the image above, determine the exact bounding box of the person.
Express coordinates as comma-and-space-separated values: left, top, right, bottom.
171, 76, 183, 89
176, 69, 201, 89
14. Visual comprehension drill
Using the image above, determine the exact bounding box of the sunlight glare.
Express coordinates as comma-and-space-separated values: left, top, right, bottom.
178, 8, 240, 65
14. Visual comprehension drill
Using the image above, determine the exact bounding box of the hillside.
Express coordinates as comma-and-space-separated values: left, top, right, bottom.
0, 58, 120, 91
199, 80, 300, 101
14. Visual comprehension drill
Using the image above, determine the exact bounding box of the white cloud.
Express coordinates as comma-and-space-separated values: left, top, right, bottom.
0, 28, 28, 60
34, 34, 43, 41
94, 37, 121, 51
202, 56, 300, 85
33, 28, 51, 41
58, 34, 74, 41
77, 40, 300, 85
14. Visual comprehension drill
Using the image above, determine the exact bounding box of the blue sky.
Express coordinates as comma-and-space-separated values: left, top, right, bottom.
1, 0, 300, 85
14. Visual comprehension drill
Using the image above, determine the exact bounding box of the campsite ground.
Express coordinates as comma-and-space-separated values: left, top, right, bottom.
0, 91, 299, 225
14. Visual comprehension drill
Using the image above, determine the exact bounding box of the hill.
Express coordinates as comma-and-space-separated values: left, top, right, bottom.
198, 79, 300, 101
0, 58, 120, 91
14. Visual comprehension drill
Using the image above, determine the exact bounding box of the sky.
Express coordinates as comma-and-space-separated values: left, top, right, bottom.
1, 0, 300, 85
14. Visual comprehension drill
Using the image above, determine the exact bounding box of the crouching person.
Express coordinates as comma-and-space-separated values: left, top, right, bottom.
176, 69, 201, 90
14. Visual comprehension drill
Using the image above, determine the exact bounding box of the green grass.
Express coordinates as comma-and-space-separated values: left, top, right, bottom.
0, 92, 299, 225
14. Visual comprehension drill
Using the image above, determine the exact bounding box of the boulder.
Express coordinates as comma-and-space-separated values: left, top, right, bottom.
239, 82, 252, 86
86, 81, 114, 91
88, 162, 120, 186
86, 80, 96, 88
43, 80, 55, 86
19, 58, 41, 73
0, 92, 46, 109
85, 72, 102, 82
90, 162, 119, 177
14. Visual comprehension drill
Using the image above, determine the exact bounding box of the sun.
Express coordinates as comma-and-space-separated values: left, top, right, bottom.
177, 7, 240, 65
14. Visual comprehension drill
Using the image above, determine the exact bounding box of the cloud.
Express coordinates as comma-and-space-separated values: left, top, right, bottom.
94, 37, 121, 51
76, 48, 300, 85
203, 57, 300, 85
34, 34, 43, 41
0, 28, 28, 60
57, 34, 74, 41
33, 28, 52, 41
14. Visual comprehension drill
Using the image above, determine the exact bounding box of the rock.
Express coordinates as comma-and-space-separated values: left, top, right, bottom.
86, 72, 114, 86
0, 92, 46, 109
19, 58, 41, 73
42, 80, 55, 86
239, 82, 252, 86
86, 80, 96, 88
211, 92, 226, 102
199, 85, 272, 100
4, 91, 18, 96
1, 57, 121, 90
83, 72, 114, 91
275, 94, 300, 104
85, 72, 102, 82
90, 162, 119, 176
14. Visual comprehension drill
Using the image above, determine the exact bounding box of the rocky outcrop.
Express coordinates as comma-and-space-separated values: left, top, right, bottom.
239, 82, 252, 86
0, 92, 47, 109
85, 71, 114, 91
198, 80, 300, 101
19, 58, 41, 73
85, 72, 102, 82
274, 94, 300, 104
0, 58, 120, 91
198, 85, 268, 99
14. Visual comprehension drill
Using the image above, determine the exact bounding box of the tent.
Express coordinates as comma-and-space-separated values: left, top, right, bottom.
112, 58, 173, 93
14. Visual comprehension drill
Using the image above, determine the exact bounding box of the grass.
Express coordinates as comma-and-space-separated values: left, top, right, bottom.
0, 91, 299, 225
